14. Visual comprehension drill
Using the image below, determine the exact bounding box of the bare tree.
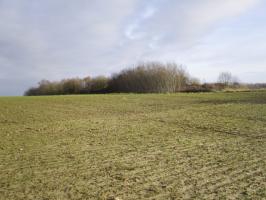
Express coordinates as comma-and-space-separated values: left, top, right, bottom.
218, 72, 234, 86
90, 76, 109, 93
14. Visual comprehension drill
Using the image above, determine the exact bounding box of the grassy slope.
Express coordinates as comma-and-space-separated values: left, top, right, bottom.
0, 92, 265, 199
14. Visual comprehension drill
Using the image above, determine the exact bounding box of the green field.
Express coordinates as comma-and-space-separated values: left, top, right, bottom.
0, 91, 265, 199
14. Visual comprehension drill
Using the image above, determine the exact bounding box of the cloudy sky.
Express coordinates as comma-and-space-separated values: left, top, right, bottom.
0, 0, 265, 95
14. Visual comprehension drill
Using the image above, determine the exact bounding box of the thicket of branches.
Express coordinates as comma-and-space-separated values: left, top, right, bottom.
108, 62, 191, 93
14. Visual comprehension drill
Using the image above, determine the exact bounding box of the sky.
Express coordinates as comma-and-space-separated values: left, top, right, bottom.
0, 0, 266, 96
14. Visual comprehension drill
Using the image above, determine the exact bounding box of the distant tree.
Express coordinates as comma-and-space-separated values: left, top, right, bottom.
62, 78, 83, 94
81, 76, 91, 93
90, 76, 109, 93
218, 72, 235, 86
175, 66, 190, 91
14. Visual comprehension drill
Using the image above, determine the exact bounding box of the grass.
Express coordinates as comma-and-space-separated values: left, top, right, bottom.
0, 91, 265, 199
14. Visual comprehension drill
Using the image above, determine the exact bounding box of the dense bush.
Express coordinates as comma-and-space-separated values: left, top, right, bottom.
108, 62, 190, 93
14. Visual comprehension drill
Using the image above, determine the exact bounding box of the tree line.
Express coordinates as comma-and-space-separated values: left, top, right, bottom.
24, 61, 264, 96
25, 62, 199, 96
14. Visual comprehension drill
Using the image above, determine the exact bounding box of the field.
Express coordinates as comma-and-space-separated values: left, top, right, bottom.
0, 91, 265, 200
